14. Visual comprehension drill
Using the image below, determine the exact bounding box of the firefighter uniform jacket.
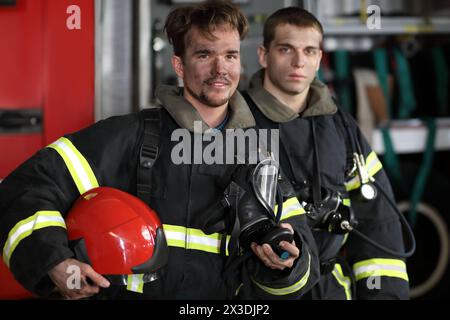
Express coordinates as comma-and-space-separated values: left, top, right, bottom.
0, 85, 320, 299
243, 70, 409, 300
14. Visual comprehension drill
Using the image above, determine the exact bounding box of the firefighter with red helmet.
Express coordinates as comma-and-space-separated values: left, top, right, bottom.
0, 1, 319, 300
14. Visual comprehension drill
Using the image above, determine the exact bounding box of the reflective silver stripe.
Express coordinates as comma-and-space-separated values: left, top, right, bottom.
47, 137, 99, 194
2, 211, 66, 267
353, 258, 409, 282
252, 252, 311, 296
163, 224, 230, 255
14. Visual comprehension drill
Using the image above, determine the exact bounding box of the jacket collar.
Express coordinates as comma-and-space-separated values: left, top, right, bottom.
247, 69, 337, 123
155, 85, 255, 133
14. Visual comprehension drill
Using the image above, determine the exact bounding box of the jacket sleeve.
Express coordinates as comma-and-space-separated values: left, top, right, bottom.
0, 114, 141, 296
342, 114, 410, 300
0, 146, 82, 296
238, 196, 320, 299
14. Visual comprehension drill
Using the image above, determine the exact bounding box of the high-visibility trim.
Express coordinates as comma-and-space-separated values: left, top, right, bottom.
345, 151, 383, 191
353, 258, 409, 282
47, 137, 99, 195
274, 197, 305, 221
366, 151, 383, 177
343, 198, 351, 207
163, 224, 230, 255
332, 263, 352, 300
2, 211, 66, 267
252, 252, 311, 296
341, 233, 349, 246
126, 274, 144, 293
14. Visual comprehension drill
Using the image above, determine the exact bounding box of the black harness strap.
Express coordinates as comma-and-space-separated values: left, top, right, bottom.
137, 107, 161, 202
310, 118, 322, 206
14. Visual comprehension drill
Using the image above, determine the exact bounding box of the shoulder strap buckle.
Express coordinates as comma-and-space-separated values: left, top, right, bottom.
137, 108, 161, 202
140, 144, 159, 168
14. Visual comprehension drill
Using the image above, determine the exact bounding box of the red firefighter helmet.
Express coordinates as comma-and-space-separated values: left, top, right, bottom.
66, 187, 168, 285
0, 260, 33, 300
0, 187, 167, 299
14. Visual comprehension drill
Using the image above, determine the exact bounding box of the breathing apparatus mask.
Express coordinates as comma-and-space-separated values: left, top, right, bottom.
233, 157, 293, 259
299, 184, 356, 234
201, 156, 296, 261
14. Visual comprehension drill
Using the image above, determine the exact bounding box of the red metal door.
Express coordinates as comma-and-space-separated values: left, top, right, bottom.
0, 0, 95, 299
0, 0, 44, 178
0, 0, 94, 179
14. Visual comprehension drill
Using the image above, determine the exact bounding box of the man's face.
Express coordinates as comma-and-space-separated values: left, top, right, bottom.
172, 25, 241, 109
259, 24, 322, 97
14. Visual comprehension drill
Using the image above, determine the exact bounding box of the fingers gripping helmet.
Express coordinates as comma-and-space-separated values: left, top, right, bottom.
66, 187, 168, 286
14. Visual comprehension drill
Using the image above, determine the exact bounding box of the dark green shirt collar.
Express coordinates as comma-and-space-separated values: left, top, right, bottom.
247, 69, 337, 123
155, 85, 255, 133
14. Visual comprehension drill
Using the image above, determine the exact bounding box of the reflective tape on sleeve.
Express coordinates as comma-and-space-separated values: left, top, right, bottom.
2, 211, 66, 267
353, 258, 409, 282
252, 252, 311, 296
48, 137, 99, 194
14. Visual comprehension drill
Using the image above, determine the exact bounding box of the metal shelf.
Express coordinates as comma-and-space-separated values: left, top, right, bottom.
371, 118, 450, 154
323, 17, 450, 35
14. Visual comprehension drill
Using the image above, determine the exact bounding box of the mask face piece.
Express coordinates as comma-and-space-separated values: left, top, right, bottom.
252, 157, 279, 215
231, 158, 294, 258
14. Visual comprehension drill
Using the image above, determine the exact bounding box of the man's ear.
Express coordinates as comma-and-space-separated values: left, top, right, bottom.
316, 49, 323, 71
171, 55, 184, 79
257, 45, 268, 69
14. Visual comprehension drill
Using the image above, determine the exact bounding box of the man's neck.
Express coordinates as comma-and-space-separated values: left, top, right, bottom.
184, 92, 228, 128
263, 80, 310, 114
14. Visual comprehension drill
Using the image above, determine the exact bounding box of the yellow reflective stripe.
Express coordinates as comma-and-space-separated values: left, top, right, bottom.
332, 264, 352, 300
274, 197, 305, 221
353, 258, 409, 282
47, 137, 99, 194
345, 151, 383, 191
2, 211, 66, 267
282, 197, 299, 207
341, 233, 349, 246
252, 253, 311, 296
126, 274, 144, 293
163, 224, 230, 255
343, 198, 351, 207
366, 151, 383, 177
345, 176, 360, 192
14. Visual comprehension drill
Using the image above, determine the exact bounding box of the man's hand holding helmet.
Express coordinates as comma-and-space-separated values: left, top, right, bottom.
48, 258, 110, 300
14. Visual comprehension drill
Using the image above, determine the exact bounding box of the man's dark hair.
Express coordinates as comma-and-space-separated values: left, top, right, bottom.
164, 0, 249, 58
263, 7, 323, 49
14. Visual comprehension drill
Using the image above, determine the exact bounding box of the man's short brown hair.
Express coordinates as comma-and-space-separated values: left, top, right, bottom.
263, 7, 323, 49
164, 0, 249, 57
